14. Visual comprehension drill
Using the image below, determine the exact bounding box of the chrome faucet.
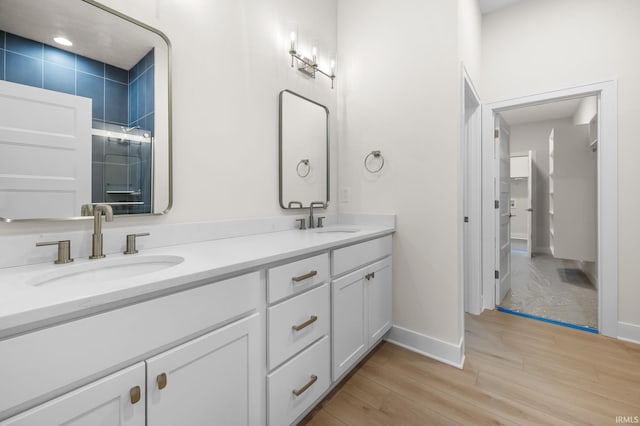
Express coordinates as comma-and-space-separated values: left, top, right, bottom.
308, 202, 326, 229
83, 204, 114, 259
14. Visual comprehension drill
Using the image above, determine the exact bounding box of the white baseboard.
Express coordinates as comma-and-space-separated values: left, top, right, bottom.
618, 321, 640, 345
534, 246, 551, 255
385, 325, 465, 369
510, 234, 527, 240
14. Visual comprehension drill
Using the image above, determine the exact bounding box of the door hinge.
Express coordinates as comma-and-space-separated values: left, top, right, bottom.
495, 200, 499, 209
464, 216, 469, 223
494, 129, 499, 139
495, 270, 499, 279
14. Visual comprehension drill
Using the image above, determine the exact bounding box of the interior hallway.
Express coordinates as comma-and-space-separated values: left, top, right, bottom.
302, 310, 640, 425
501, 241, 597, 329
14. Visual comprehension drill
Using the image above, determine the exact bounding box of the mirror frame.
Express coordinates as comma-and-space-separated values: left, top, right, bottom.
0, 0, 172, 222
278, 89, 330, 210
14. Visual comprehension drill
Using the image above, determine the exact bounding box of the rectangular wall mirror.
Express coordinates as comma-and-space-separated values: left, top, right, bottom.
279, 90, 329, 209
0, 0, 171, 221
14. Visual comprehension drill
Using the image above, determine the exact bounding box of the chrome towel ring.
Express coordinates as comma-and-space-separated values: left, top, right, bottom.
364, 150, 384, 173
297, 159, 310, 177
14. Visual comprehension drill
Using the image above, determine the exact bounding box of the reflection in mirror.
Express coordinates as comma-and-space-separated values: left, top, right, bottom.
279, 90, 329, 209
0, 0, 171, 221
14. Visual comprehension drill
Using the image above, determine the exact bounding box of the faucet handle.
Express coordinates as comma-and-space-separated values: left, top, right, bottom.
36, 240, 74, 264
295, 218, 307, 230
317, 216, 326, 228
124, 233, 150, 255
81, 204, 94, 216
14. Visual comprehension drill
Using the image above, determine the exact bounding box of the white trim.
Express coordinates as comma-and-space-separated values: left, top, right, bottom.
386, 325, 465, 369
462, 66, 483, 316
533, 246, 551, 255
480, 80, 618, 337
618, 322, 640, 345
510, 233, 527, 240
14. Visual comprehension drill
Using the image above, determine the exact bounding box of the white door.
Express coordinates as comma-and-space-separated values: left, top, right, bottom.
495, 115, 511, 305
0, 363, 145, 426
332, 270, 366, 381
146, 313, 261, 426
0, 80, 92, 219
526, 151, 535, 258
366, 258, 393, 345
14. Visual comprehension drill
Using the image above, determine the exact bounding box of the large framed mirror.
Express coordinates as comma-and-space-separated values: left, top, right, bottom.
279, 90, 329, 209
0, 0, 171, 221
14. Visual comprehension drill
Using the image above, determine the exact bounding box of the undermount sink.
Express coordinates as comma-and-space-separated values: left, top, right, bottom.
315, 226, 360, 233
27, 255, 185, 287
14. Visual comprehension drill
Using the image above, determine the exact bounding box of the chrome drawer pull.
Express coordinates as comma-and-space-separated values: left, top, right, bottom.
292, 374, 318, 397
292, 315, 318, 331
292, 270, 317, 282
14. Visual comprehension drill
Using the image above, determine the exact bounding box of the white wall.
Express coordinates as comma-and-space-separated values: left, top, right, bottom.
458, 0, 482, 85
337, 0, 465, 348
0, 0, 338, 236
482, 0, 640, 326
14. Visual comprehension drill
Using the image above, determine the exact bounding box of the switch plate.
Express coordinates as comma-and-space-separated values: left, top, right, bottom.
340, 187, 350, 203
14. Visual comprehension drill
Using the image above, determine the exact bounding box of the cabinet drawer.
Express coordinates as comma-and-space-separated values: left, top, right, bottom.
268, 284, 329, 370
0, 272, 262, 419
267, 336, 330, 426
332, 235, 392, 276
267, 253, 329, 304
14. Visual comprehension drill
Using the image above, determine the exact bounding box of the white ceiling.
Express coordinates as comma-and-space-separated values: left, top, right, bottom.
0, 0, 161, 70
499, 98, 588, 126
478, 0, 524, 14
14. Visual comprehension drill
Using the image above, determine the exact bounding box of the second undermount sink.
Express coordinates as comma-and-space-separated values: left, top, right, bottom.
27, 255, 185, 287
315, 226, 360, 233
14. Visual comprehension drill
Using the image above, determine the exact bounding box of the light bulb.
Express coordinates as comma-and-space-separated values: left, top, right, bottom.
289, 31, 296, 51
54, 37, 72, 46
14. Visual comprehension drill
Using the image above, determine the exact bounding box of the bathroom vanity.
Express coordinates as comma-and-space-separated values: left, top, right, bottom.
0, 222, 394, 425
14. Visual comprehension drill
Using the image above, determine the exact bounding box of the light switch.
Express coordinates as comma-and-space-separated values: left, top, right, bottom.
340, 187, 350, 203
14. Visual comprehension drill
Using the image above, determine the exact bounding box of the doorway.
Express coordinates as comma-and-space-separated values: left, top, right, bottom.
495, 97, 598, 331
478, 81, 618, 337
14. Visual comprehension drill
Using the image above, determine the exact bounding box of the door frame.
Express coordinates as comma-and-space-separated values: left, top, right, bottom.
461, 67, 483, 316
479, 80, 618, 337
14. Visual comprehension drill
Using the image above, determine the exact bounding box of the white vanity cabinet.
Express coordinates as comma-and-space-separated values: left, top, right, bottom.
146, 313, 261, 426
0, 272, 263, 424
0, 227, 395, 426
0, 363, 146, 426
266, 254, 330, 425
331, 237, 393, 381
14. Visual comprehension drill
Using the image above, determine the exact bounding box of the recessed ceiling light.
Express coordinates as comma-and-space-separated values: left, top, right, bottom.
53, 37, 72, 46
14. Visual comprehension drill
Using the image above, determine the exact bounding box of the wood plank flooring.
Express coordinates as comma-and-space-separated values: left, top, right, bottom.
300, 310, 640, 425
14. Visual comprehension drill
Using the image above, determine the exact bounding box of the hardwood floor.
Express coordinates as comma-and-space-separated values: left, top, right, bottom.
300, 310, 640, 425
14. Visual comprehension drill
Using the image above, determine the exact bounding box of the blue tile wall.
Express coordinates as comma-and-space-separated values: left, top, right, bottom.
0, 31, 4, 81
0, 31, 131, 127
128, 49, 154, 136
6, 52, 42, 87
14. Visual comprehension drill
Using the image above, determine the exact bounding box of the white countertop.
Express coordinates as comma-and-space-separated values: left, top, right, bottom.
0, 224, 393, 337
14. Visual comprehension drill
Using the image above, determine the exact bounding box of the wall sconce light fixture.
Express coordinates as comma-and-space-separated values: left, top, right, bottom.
289, 31, 336, 89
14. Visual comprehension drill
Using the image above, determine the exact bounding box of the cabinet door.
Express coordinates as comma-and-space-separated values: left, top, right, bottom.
1, 363, 145, 426
331, 271, 366, 381
146, 313, 262, 426
367, 257, 393, 346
